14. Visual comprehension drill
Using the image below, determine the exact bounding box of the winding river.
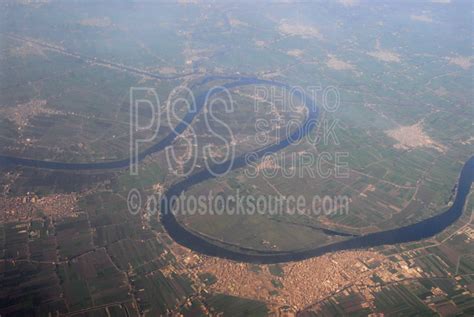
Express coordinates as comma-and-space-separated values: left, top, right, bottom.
1, 76, 473, 264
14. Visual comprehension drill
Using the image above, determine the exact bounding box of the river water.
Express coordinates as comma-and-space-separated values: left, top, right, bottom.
1, 76, 472, 264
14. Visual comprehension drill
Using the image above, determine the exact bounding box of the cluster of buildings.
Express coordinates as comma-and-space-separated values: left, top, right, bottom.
1, 192, 78, 222
173, 243, 427, 313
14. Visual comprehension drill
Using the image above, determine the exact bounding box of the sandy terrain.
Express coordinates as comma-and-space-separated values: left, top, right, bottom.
17, 0, 51, 6
410, 14, 433, 23
229, 17, 249, 28
368, 39, 401, 63
448, 56, 472, 70
158, 66, 177, 74
79, 17, 112, 28
278, 21, 323, 40
385, 121, 446, 152
433, 87, 449, 97
337, 0, 359, 7
368, 49, 401, 63
3, 99, 60, 129
256, 157, 281, 172
9, 41, 47, 58
327, 54, 355, 71
287, 49, 304, 58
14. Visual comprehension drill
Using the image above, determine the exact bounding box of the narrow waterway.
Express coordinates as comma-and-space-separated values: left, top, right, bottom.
1, 76, 472, 264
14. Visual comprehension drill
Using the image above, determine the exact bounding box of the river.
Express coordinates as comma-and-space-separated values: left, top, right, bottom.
1, 75, 472, 264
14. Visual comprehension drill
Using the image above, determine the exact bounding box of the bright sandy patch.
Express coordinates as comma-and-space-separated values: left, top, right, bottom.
278, 21, 323, 40
79, 17, 111, 28
410, 14, 433, 23
229, 17, 248, 28
433, 87, 449, 97
3, 99, 60, 129
183, 47, 213, 66
448, 56, 472, 70
368, 50, 401, 63
368, 40, 401, 63
287, 49, 304, 58
256, 157, 281, 172
158, 66, 177, 74
460, 136, 474, 145
385, 121, 445, 152
327, 54, 355, 71
9, 41, 47, 58
337, 0, 359, 7
17, 0, 51, 6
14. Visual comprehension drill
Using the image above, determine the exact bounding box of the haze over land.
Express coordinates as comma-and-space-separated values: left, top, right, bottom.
0, 0, 473, 316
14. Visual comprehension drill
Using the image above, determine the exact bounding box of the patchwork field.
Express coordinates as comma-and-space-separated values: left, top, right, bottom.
0, 0, 472, 316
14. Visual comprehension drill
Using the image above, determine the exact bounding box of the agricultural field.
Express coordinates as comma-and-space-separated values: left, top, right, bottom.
0, 0, 472, 316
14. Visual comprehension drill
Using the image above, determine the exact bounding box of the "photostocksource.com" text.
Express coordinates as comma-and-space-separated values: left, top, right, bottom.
127, 189, 350, 217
